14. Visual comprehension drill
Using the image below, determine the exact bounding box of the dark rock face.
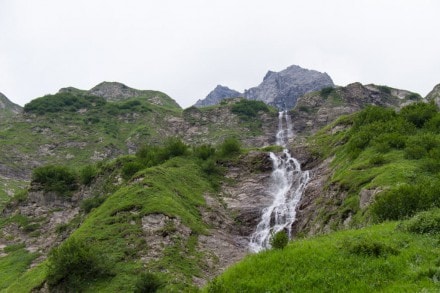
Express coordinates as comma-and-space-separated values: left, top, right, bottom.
194, 85, 241, 107
244, 65, 334, 110
0, 92, 22, 115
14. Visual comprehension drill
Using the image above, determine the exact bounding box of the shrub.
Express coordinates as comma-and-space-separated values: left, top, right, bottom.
24, 93, 106, 115
219, 137, 241, 158
377, 85, 392, 94
32, 165, 77, 195
163, 137, 188, 158
134, 272, 163, 293
352, 106, 396, 130
369, 154, 386, 166
344, 238, 398, 257
46, 238, 112, 291
79, 165, 98, 185
81, 196, 106, 213
270, 230, 289, 249
400, 101, 437, 128
320, 87, 334, 98
371, 181, 440, 221
404, 133, 440, 159
122, 162, 144, 180
402, 209, 440, 234
231, 100, 269, 121
193, 144, 216, 160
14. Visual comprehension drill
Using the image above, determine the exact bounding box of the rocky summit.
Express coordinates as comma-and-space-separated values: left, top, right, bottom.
426, 83, 440, 107
194, 85, 241, 107
244, 65, 334, 110
195, 65, 334, 110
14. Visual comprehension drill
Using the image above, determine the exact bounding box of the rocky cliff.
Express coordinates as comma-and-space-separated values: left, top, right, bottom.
290, 82, 420, 135
426, 83, 440, 107
194, 85, 241, 107
195, 65, 334, 110
244, 65, 334, 110
0, 92, 22, 117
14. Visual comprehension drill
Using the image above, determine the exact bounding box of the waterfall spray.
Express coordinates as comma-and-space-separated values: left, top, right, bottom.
249, 111, 310, 253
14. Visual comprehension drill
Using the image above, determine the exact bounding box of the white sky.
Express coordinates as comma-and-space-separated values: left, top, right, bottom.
1, 0, 439, 108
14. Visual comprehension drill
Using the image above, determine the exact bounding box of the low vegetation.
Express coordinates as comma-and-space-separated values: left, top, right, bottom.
309, 101, 440, 229
206, 222, 440, 292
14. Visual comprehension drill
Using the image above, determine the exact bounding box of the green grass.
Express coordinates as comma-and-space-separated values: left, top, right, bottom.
0, 248, 39, 291
9, 155, 213, 292
205, 222, 440, 292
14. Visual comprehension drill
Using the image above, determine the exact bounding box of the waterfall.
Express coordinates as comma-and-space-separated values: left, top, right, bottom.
249, 111, 310, 253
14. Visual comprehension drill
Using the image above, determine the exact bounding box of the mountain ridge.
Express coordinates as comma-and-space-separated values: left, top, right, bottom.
195, 65, 334, 109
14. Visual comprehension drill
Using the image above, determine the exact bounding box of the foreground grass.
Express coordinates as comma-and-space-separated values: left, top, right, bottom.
206, 222, 440, 292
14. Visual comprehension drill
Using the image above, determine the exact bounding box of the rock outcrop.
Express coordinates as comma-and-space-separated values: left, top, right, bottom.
59, 82, 181, 108
290, 82, 420, 135
244, 65, 334, 110
426, 83, 440, 107
0, 92, 22, 116
194, 85, 241, 107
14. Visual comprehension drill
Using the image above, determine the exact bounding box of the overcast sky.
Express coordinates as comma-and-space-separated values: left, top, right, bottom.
1, 0, 439, 108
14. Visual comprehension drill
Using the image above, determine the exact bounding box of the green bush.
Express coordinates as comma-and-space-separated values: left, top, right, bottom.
46, 238, 112, 291
122, 162, 144, 180
344, 238, 398, 257
32, 165, 77, 195
377, 85, 392, 94
320, 87, 334, 98
404, 133, 440, 159
24, 93, 106, 115
134, 272, 163, 293
219, 137, 241, 158
163, 137, 188, 158
352, 106, 396, 130
81, 196, 106, 213
402, 208, 440, 234
231, 100, 269, 121
270, 230, 289, 249
371, 181, 440, 221
79, 165, 98, 185
193, 144, 216, 160
369, 154, 386, 166
400, 101, 437, 128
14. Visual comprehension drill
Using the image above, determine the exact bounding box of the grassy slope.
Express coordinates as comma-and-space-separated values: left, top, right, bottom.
206, 222, 440, 292
206, 102, 440, 292
2, 156, 214, 292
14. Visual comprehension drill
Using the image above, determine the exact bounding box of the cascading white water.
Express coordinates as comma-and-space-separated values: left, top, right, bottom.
249, 111, 310, 253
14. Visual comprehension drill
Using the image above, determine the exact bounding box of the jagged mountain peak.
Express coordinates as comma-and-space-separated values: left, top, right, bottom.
195, 64, 334, 109
244, 65, 334, 109
194, 84, 241, 107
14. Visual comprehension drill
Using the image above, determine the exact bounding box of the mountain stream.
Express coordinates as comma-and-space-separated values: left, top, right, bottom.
249, 111, 310, 252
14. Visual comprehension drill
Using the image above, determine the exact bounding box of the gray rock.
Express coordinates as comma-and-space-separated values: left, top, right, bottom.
194, 85, 241, 107
244, 65, 334, 110
426, 83, 440, 107
0, 92, 22, 116
88, 81, 144, 102
195, 65, 334, 110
